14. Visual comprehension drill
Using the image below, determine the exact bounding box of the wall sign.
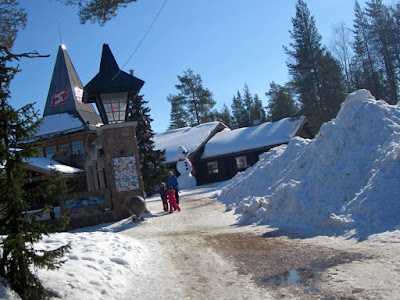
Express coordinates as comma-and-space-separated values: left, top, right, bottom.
51, 89, 68, 106
113, 156, 139, 191
64, 195, 105, 210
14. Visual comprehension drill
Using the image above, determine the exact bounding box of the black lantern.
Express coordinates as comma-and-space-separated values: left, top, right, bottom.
83, 44, 144, 124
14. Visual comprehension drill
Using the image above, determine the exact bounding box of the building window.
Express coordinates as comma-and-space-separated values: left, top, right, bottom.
207, 161, 219, 174
57, 143, 70, 156
72, 140, 84, 155
36, 149, 44, 158
235, 156, 247, 169
45, 146, 56, 158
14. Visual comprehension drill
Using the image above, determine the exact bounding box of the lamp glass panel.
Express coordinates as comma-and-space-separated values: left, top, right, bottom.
100, 92, 128, 124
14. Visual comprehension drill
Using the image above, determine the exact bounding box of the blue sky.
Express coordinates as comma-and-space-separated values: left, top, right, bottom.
10, 0, 390, 133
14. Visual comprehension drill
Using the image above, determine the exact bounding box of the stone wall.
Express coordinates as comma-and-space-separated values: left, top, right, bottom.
61, 122, 145, 229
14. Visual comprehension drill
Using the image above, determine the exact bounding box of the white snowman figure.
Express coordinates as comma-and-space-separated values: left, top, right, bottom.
176, 145, 196, 189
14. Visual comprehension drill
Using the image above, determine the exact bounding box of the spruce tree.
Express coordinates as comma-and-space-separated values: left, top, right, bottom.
0, 0, 27, 49
230, 91, 247, 129
242, 84, 254, 126
168, 94, 187, 129
56, 0, 138, 25
391, 2, 400, 68
168, 69, 217, 129
252, 94, 267, 125
266, 82, 298, 122
216, 103, 233, 128
319, 51, 347, 121
128, 94, 167, 196
365, 0, 399, 104
0, 47, 70, 300
285, 0, 346, 130
351, 1, 386, 99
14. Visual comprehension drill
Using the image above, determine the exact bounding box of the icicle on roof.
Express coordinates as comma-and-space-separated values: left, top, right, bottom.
43, 44, 102, 126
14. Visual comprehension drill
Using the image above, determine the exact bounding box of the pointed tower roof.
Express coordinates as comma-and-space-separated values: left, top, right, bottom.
43, 45, 102, 125
83, 44, 144, 100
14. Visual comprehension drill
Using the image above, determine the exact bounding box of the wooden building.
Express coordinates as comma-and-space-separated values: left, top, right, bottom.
197, 117, 315, 184
29, 45, 102, 170
153, 121, 228, 170
24, 44, 145, 229
154, 117, 316, 186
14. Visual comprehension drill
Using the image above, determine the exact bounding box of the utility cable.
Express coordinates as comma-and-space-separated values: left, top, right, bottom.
121, 0, 168, 70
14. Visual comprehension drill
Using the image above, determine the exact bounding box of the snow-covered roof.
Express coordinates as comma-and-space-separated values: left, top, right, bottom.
201, 116, 305, 159
153, 122, 226, 163
34, 113, 87, 137
27, 157, 83, 175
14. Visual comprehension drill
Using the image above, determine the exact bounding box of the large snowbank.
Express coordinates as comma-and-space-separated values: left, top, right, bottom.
215, 90, 400, 238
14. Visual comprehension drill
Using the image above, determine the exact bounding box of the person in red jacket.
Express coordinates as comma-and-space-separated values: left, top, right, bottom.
167, 186, 181, 214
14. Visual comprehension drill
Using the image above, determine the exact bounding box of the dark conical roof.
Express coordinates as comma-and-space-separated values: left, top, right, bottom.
43, 45, 102, 125
83, 44, 144, 103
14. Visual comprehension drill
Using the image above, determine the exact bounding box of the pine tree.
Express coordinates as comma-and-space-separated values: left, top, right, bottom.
0, 47, 70, 300
351, 1, 386, 99
266, 82, 298, 122
365, 0, 399, 104
57, 0, 138, 25
285, 0, 346, 130
230, 91, 247, 129
0, 0, 27, 49
168, 94, 187, 129
391, 2, 400, 69
242, 84, 253, 126
168, 69, 217, 129
128, 94, 167, 196
252, 94, 267, 125
216, 103, 233, 128
232, 85, 267, 127
319, 51, 347, 121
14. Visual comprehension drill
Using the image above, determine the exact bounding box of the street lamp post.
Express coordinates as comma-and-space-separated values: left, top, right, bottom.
82, 44, 145, 219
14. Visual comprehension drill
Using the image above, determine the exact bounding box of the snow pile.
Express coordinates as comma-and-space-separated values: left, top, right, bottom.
216, 90, 400, 237
34, 231, 148, 299
201, 116, 305, 159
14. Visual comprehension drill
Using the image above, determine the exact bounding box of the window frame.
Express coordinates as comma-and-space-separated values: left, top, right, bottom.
45, 145, 56, 159
235, 155, 247, 170
71, 140, 85, 155
207, 161, 219, 174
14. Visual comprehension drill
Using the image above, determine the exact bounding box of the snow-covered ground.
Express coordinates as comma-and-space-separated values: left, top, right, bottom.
1, 90, 399, 299
0, 187, 231, 300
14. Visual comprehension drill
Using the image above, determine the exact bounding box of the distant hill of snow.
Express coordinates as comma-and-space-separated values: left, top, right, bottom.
215, 90, 400, 239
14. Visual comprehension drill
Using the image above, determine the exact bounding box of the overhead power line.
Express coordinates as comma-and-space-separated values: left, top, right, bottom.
121, 0, 168, 70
